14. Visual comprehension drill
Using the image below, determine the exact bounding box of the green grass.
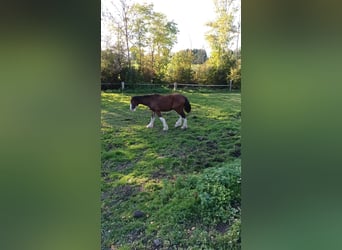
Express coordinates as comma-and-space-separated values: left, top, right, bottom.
101, 89, 241, 249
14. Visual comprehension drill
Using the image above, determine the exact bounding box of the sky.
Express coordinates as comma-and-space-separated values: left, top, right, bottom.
101, 0, 241, 54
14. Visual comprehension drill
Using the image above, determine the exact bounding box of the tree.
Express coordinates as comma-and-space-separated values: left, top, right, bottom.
117, 0, 132, 78
103, 0, 134, 82
192, 49, 208, 64
102, 0, 133, 81
101, 49, 123, 83
146, 12, 178, 82
228, 56, 241, 89
129, 3, 153, 74
103, 1, 178, 83
206, 0, 237, 58
205, 0, 239, 85
129, 4, 178, 82
166, 50, 194, 83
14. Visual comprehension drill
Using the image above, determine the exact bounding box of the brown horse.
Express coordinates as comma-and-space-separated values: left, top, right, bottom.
130, 93, 191, 131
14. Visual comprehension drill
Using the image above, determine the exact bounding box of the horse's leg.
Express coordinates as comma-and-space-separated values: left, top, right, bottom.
175, 115, 182, 127
146, 112, 156, 128
175, 108, 188, 129
181, 117, 188, 129
156, 111, 168, 131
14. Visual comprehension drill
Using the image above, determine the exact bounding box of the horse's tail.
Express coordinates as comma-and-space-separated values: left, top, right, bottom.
184, 97, 191, 113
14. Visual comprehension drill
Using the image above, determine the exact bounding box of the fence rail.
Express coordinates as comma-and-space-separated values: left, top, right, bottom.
101, 82, 234, 91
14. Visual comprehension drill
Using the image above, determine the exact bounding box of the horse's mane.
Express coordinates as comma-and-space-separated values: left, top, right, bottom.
133, 94, 160, 100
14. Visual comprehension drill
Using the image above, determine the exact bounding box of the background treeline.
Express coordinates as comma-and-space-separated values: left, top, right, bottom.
101, 0, 241, 89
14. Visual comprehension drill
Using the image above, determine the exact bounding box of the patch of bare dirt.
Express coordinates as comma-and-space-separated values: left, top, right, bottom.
215, 222, 230, 234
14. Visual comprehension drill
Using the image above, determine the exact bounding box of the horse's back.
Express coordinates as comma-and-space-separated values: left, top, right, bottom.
170, 93, 186, 100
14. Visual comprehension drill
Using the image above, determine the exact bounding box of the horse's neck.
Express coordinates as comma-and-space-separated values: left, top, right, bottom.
137, 96, 152, 106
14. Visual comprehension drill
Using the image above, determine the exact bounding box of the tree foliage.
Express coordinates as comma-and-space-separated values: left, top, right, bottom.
206, 0, 237, 55
227, 57, 241, 89
166, 49, 194, 83
204, 0, 240, 85
101, 49, 123, 83
102, 0, 178, 83
192, 49, 208, 64
101, 0, 241, 89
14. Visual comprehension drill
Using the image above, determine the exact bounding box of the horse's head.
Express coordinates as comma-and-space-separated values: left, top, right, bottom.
130, 97, 138, 111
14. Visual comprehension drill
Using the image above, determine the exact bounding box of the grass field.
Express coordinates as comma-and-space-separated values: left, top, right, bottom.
101, 89, 241, 249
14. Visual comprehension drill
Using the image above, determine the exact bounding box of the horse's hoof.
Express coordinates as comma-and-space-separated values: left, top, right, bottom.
181, 126, 187, 130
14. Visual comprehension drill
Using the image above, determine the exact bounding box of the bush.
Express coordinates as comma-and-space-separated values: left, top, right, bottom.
228, 63, 241, 90
150, 160, 241, 227
196, 161, 241, 225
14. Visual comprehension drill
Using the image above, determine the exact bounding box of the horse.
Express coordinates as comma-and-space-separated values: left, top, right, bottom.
130, 93, 191, 131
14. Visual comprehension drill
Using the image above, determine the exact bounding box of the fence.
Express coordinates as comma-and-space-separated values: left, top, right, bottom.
101, 81, 235, 92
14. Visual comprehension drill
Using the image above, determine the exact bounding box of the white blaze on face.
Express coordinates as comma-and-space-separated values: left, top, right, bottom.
159, 117, 169, 131
130, 103, 136, 111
